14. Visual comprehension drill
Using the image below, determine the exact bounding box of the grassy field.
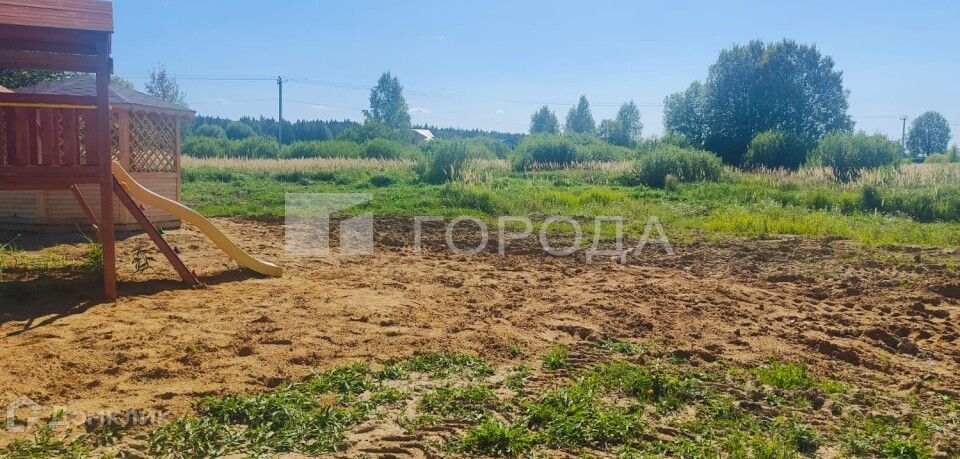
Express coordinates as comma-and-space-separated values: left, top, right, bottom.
181, 157, 960, 247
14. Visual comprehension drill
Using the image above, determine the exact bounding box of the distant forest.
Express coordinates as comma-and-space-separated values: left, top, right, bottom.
184, 116, 523, 146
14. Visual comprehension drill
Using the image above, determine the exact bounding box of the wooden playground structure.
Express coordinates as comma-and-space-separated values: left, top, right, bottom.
0, 1, 121, 298
1, 74, 193, 231
0, 1, 281, 300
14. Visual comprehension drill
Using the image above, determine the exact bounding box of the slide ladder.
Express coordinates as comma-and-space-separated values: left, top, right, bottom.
111, 161, 283, 281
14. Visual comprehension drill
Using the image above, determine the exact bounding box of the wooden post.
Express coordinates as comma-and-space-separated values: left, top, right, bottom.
70, 184, 101, 238
174, 117, 181, 203
97, 58, 116, 300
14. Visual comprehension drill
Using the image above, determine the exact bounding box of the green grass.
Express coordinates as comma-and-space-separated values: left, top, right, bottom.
541, 345, 569, 371
180, 161, 960, 248
5, 346, 955, 458
753, 359, 848, 394
379, 352, 493, 379
419, 385, 498, 422
603, 339, 650, 355
146, 362, 408, 457
455, 418, 537, 457
0, 425, 92, 458
504, 365, 532, 390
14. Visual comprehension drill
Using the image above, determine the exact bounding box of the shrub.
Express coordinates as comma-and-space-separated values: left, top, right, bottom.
231, 136, 280, 159
623, 145, 724, 188
225, 121, 256, 140
465, 136, 512, 158
280, 140, 362, 159
860, 185, 882, 212
634, 133, 692, 156
578, 141, 635, 162
808, 131, 901, 181
336, 121, 411, 143
361, 138, 416, 159
509, 149, 535, 171
369, 174, 394, 187
743, 130, 808, 169
182, 136, 227, 158
511, 134, 579, 170
420, 139, 470, 184
924, 153, 952, 164
195, 124, 226, 138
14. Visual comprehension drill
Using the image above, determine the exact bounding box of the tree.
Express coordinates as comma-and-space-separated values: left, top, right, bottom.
809, 131, 901, 181
598, 101, 643, 147
145, 63, 187, 107
743, 130, 806, 169
529, 106, 560, 134
225, 121, 255, 140
0, 69, 74, 89
662, 81, 707, 147
363, 72, 411, 129
111, 76, 135, 90
663, 39, 853, 164
564, 95, 595, 134
195, 124, 226, 138
907, 111, 951, 157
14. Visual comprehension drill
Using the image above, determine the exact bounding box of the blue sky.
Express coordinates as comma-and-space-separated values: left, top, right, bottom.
113, 1, 958, 143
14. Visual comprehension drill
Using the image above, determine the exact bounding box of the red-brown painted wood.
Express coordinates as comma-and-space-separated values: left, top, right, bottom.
96, 64, 115, 300
40, 108, 56, 165
0, 93, 97, 108
11, 107, 30, 165
61, 108, 77, 166
0, 1, 113, 32
70, 184, 100, 237
83, 110, 98, 166
112, 176, 200, 286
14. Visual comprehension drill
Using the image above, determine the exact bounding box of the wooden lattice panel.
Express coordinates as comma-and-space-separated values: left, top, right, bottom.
129, 111, 176, 172
0, 109, 6, 165
111, 112, 120, 162
78, 112, 87, 164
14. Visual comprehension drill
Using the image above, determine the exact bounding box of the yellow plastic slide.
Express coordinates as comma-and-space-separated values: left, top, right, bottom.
112, 161, 283, 277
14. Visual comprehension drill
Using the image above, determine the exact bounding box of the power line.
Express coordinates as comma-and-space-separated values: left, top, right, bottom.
164, 73, 664, 107
186, 98, 275, 105
119, 72, 955, 128
285, 98, 366, 111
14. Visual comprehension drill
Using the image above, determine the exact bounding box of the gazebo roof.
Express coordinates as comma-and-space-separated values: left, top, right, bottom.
0, 0, 113, 32
15, 75, 194, 117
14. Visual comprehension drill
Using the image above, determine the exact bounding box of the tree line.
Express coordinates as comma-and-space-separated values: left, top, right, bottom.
528, 97, 644, 148
661, 39, 952, 165
2, 43, 952, 164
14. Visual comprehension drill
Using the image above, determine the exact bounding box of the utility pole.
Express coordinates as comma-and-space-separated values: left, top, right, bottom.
900, 115, 908, 156
277, 76, 284, 145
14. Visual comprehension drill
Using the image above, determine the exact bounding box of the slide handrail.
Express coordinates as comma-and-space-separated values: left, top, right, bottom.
111, 161, 283, 277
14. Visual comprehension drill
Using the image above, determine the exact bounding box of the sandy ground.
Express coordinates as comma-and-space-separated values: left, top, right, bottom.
1, 217, 958, 452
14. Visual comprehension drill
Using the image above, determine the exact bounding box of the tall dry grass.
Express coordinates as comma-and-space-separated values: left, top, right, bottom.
743, 163, 960, 189
181, 156, 415, 172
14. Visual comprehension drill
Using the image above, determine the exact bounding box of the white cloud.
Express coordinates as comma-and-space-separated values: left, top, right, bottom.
310, 104, 331, 110
215, 98, 230, 104
495, 109, 505, 115
410, 106, 432, 114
